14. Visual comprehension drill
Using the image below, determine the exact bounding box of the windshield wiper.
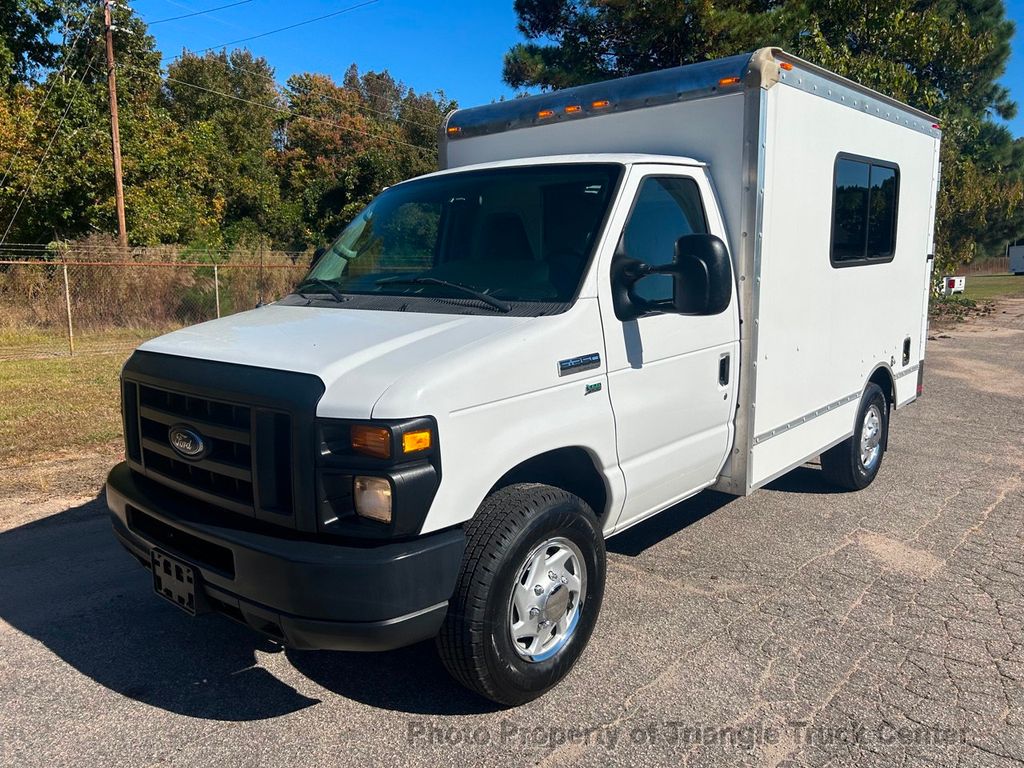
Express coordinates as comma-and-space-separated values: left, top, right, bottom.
375, 276, 512, 313
294, 278, 347, 303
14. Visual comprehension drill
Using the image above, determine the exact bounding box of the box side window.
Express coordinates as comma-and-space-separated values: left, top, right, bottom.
830, 155, 899, 267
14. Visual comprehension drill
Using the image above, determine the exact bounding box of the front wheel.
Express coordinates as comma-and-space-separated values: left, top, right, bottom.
437, 483, 606, 706
820, 383, 888, 490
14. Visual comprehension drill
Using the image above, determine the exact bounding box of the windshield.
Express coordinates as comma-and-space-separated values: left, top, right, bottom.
301, 163, 622, 310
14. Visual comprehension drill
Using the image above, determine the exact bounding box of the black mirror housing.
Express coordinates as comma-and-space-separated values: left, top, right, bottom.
611, 233, 732, 321
670, 233, 732, 315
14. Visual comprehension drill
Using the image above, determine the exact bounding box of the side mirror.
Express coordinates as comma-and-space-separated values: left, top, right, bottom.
610, 233, 732, 321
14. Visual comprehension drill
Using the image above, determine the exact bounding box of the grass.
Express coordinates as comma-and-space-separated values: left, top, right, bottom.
0, 325, 174, 359
0, 352, 127, 466
962, 274, 1024, 301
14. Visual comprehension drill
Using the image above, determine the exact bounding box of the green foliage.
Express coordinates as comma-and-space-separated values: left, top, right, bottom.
504, 0, 1024, 270
0, 0, 63, 88
0, 4, 453, 251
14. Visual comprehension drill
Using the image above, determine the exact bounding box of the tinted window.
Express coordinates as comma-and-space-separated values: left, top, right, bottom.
867, 165, 897, 257
831, 156, 899, 265
621, 177, 707, 301
303, 164, 621, 307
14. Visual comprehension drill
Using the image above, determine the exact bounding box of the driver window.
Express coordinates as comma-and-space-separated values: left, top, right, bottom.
622, 177, 708, 302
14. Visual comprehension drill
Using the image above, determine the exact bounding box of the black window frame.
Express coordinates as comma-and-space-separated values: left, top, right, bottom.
829, 152, 900, 268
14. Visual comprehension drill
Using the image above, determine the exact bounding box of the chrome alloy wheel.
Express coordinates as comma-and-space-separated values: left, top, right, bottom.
860, 403, 883, 471
508, 537, 587, 662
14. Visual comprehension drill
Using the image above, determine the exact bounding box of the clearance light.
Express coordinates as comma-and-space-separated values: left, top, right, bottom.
402, 429, 433, 454
591, 99, 610, 109
565, 104, 582, 114
353, 476, 392, 523
351, 425, 391, 459
446, 125, 462, 136
779, 62, 794, 71
718, 76, 741, 87
537, 109, 555, 119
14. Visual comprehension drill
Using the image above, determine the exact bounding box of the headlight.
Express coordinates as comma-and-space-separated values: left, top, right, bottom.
316, 416, 440, 539
353, 476, 393, 523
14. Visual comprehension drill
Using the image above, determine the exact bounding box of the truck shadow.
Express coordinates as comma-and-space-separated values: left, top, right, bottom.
0, 470, 838, 720
0, 494, 494, 719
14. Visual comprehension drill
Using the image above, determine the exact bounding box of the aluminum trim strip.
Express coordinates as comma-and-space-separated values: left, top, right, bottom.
753, 391, 861, 446
894, 363, 920, 379
776, 68, 940, 138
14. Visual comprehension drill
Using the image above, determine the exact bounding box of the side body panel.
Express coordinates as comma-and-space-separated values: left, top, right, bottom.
593, 164, 740, 532
746, 78, 939, 487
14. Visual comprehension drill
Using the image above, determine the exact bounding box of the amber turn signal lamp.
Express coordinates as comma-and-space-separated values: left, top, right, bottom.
402, 429, 432, 454
351, 425, 391, 459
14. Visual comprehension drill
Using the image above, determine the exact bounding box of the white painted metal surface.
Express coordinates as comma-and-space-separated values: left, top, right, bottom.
1011, 246, 1024, 275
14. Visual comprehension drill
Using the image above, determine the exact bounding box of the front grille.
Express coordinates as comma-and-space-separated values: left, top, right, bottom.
136, 384, 255, 513
120, 351, 324, 532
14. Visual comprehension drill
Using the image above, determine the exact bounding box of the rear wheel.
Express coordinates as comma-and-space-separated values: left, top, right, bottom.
820, 383, 888, 490
437, 483, 606, 706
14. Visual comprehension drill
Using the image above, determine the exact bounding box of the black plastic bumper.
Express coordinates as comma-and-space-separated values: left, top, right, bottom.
106, 462, 464, 651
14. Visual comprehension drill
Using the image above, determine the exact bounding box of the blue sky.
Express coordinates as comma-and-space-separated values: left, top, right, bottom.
137, 0, 1024, 136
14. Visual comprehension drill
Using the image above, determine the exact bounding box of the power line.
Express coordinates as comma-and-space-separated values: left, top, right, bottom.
148, 0, 257, 25
192, 0, 379, 52
1, 58, 98, 246
165, 52, 448, 127
0, 17, 93, 191
192, 56, 440, 130
121, 61, 432, 153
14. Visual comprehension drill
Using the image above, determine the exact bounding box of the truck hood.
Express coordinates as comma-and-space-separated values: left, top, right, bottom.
139, 304, 531, 417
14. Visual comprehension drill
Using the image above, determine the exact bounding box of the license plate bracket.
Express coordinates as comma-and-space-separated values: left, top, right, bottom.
151, 549, 204, 615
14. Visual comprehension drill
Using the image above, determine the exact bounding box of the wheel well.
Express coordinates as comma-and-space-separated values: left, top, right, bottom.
868, 366, 895, 408
490, 447, 609, 525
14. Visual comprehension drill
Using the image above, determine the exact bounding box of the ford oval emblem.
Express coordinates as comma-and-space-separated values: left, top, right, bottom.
168, 424, 207, 459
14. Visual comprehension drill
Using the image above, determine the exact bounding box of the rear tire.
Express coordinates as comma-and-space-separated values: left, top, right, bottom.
821, 383, 888, 490
437, 483, 606, 707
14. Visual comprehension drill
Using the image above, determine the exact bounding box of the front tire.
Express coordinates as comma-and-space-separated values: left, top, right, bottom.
820, 383, 888, 490
437, 483, 606, 706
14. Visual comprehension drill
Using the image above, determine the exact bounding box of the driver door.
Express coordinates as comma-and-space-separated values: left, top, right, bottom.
597, 165, 739, 531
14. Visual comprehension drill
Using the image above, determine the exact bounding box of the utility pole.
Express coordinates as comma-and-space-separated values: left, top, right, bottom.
103, 0, 128, 248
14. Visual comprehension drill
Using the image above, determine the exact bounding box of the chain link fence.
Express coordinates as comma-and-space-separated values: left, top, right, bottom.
0, 248, 309, 360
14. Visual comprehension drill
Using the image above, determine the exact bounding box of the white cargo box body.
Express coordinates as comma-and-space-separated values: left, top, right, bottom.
1010, 245, 1024, 275
441, 48, 940, 495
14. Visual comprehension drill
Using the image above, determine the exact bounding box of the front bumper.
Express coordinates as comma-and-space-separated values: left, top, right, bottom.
106, 462, 465, 651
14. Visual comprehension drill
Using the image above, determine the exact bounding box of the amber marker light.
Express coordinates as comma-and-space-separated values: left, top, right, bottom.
402, 429, 433, 454
351, 425, 391, 459
565, 104, 582, 114
591, 99, 610, 109
446, 125, 462, 135
718, 76, 741, 87
779, 62, 794, 71
537, 109, 555, 119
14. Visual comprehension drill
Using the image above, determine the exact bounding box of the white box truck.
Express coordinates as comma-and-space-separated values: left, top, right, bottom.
1010, 245, 1024, 275
106, 48, 940, 705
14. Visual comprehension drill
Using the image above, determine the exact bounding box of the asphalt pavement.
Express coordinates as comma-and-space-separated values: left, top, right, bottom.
2, 301, 1022, 767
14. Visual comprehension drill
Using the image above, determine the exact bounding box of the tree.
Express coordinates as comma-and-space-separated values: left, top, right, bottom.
504, 0, 1024, 267
0, 0, 63, 89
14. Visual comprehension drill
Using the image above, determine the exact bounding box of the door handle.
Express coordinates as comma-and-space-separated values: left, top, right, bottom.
719, 354, 730, 386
